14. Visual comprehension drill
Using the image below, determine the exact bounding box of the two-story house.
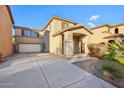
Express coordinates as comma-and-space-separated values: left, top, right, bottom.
42, 16, 92, 56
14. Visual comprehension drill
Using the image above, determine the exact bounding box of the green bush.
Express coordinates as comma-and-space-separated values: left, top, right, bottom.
103, 40, 124, 65
102, 39, 124, 80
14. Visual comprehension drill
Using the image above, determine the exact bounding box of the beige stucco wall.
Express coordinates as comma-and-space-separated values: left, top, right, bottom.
70, 28, 91, 36
110, 25, 124, 34
0, 6, 13, 57
15, 36, 43, 52
15, 37, 42, 44
52, 27, 92, 56
53, 34, 63, 55
88, 26, 110, 44
43, 18, 75, 53
15, 28, 22, 36
63, 31, 74, 56
88, 25, 124, 44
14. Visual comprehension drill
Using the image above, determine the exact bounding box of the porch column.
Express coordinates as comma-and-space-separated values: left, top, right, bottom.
83, 36, 89, 56
84, 43, 89, 55
64, 31, 74, 56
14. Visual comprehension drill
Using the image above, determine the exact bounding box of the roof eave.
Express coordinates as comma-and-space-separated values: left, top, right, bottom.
42, 16, 78, 31
13, 25, 42, 33
6, 5, 14, 24
90, 24, 111, 30
52, 25, 92, 37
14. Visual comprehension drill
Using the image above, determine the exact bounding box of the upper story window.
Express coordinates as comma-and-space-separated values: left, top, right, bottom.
55, 22, 61, 27
62, 22, 69, 29
64, 23, 69, 28
21, 29, 39, 38
115, 28, 119, 34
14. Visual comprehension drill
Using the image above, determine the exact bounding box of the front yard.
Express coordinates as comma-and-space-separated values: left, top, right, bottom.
73, 39, 124, 87
73, 59, 124, 87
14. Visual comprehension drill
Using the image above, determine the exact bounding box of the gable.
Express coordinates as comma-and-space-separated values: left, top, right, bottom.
43, 16, 77, 31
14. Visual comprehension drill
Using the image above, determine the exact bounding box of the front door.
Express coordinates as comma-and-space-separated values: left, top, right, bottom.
73, 36, 80, 54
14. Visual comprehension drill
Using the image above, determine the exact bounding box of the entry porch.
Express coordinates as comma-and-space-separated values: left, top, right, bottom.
52, 25, 91, 57
62, 31, 89, 57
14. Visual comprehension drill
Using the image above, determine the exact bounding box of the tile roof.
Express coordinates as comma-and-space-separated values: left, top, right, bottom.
13, 25, 42, 33
52, 24, 92, 37
42, 16, 78, 31
104, 34, 124, 39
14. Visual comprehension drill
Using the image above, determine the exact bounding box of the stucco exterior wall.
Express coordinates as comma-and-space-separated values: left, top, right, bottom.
0, 6, 13, 57
70, 28, 91, 36
51, 19, 75, 54
15, 28, 22, 36
110, 25, 124, 34
88, 26, 110, 44
64, 31, 74, 56
53, 34, 63, 55
43, 30, 50, 52
43, 18, 75, 54
43, 20, 55, 52
15, 37, 42, 44
52, 27, 92, 56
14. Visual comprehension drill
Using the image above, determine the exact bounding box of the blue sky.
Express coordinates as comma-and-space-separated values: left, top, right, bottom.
10, 5, 124, 29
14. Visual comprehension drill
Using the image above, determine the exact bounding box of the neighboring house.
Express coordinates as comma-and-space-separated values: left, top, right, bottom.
13, 25, 43, 53
0, 5, 14, 58
89, 23, 124, 44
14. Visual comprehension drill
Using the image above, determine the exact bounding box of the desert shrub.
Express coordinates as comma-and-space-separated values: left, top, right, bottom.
101, 60, 124, 80
87, 43, 107, 58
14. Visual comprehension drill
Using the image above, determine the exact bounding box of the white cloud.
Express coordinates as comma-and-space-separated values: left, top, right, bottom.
89, 14, 100, 21
87, 22, 95, 28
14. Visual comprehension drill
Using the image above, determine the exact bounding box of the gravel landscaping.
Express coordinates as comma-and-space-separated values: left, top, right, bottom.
73, 59, 124, 87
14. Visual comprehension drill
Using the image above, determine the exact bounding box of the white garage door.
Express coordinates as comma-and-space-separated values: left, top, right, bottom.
19, 44, 41, 52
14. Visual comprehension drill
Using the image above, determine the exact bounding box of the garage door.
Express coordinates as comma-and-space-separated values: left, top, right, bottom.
19, 44, 41, 52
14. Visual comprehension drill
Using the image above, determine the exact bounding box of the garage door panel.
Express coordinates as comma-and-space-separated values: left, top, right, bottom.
19, 44, 41, 52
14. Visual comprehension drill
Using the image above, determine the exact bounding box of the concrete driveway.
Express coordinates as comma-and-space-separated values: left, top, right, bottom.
0, 53, 115, 88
